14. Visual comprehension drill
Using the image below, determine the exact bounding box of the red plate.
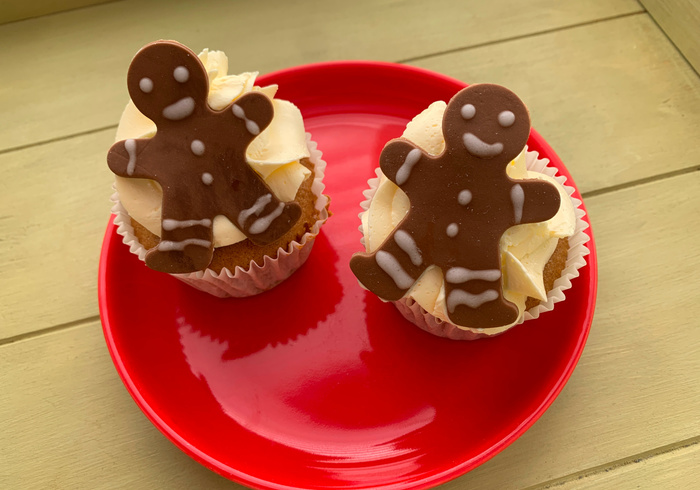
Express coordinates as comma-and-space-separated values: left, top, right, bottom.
99, 61, 597, 489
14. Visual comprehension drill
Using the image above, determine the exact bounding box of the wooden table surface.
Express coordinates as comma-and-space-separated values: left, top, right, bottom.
2, 0, 699, 488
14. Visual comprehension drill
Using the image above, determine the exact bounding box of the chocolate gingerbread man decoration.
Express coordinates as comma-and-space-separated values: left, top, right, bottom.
350, 84, 561, 328
108, 41, 301, 273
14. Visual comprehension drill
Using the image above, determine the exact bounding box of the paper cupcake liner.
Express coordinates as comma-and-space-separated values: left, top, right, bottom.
357, 147, 590, 340
111, 133, 329, 297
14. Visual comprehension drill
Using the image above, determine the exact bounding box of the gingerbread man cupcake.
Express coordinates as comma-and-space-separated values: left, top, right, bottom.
109, 40, 329, 296
351, 84, 589, 339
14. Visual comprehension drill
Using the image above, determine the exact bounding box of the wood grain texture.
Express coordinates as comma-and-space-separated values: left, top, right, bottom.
0, 0, 642, 152
550, 442, 700, 489
0, 130, 114, 340
642, 0, 700, 75
411, 15, 700, 194
2, 173, 699, 489
0, 322, 237, 490
0, 0, 114, 25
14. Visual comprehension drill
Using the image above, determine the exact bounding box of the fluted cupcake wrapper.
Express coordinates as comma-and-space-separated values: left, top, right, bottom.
111, 133, 329, 297
356, 148, 590, 340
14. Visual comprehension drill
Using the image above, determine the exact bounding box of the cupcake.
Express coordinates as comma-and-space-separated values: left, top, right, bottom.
349, 84, 589, 340
107, 40, 329, 297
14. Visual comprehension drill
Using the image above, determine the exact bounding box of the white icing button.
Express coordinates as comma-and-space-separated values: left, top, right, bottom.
191, 139, 205, 156
461, 104, 476, 120
498, 110, 515, 127
201, 172, 213, 185
446, 223, 459, 237
458, 189, 472, 206
173, 66, 189, 83
139, 77, 153, 93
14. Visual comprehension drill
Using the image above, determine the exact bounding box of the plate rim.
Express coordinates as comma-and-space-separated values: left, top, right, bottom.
98, 60, 598, 490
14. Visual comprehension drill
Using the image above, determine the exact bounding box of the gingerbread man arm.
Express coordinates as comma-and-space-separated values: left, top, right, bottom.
512, 179, 561, 225
227, 92, 274, 145
379, 139, 426, 190
107, 138, 156, 180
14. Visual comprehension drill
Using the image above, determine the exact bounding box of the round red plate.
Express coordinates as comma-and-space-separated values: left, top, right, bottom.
99, 61, 597, 490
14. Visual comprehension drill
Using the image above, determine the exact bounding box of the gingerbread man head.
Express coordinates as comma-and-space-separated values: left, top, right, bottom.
108, 41, 301, 273
442, 83, 531, 167
127, 40, 209, 126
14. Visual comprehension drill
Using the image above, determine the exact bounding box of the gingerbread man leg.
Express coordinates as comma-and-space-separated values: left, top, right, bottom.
350, 225, 428, 301
441, 258, 520, 328
145, 200, 215, 274
227, 163, 302, 246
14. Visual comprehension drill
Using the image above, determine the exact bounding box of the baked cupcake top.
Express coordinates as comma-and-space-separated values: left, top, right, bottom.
107, 40, 308, 273
350, 84, 576, 330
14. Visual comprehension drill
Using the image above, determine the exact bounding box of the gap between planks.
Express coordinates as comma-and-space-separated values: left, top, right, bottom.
527, 435, 700, 489
0, 0, 124, 28
0, 10, 647, 157
644, 10, 698, 78
0, 124, 117, 156
581, 165, 700, 198
396, 10, 645, 64
641, 1, 700, 78
0, 315, 101, 347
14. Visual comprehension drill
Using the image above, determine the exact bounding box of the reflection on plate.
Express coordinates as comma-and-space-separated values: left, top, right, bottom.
99, 61, 597, 490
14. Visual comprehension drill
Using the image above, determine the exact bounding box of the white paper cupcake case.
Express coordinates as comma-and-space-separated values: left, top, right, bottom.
111, 133, 329, 298
357, 148, 591, 340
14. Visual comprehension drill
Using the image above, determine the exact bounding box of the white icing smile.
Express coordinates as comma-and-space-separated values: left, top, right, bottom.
462, 132, 503, 158
162, 97, 195, 120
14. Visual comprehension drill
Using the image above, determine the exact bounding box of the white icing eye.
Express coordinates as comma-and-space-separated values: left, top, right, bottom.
173, 66, 189, 83
461, 104, 476, 120
498, 110, 515, 127
446, 223, 459, 237
139, 77, 153, 93
201, 172, 213, 185
191, 139, 205, 156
